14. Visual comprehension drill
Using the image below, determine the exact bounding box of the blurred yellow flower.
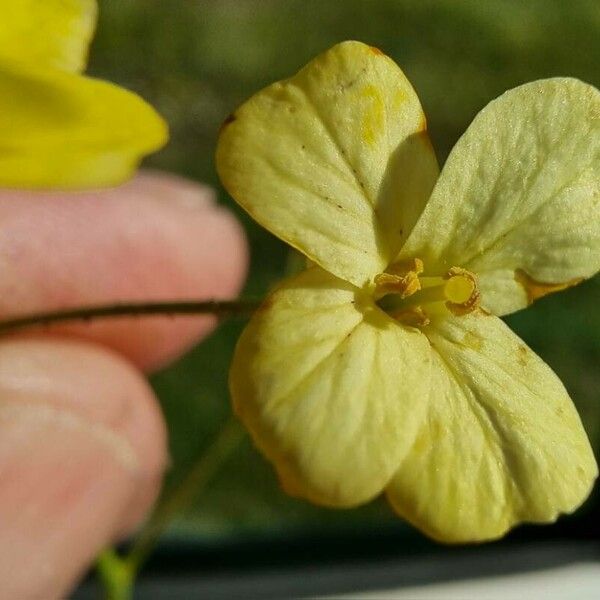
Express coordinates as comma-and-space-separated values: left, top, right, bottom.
0, 0, 167, 188
217, 41, 600, 542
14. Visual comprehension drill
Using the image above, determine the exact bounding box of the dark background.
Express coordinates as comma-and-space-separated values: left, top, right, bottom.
86, 0, 600, 571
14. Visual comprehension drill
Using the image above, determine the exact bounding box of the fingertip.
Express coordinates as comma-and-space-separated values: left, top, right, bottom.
121, 168, 217, 209
0, 170, 249, 371
0, 337, 168, 598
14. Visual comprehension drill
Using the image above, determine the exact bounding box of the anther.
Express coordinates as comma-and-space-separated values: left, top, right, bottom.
387, 258, 424, 277
374, 271, 421, 299
390, 306, 431, 327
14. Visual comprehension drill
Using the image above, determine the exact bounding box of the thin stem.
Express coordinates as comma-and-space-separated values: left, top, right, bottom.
96, 549, 135, 600
95, 419, 245, 598
0, 299, 260, 335
126, 417, 245, 573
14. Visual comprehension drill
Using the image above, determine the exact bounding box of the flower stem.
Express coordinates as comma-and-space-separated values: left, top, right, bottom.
126, 417, 245, 572
0, 299, 260, 335
96, 549, 135, 600
95, 417, 246, 599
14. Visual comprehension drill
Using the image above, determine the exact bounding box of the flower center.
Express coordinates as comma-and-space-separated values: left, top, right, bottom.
374, 258, 481, 327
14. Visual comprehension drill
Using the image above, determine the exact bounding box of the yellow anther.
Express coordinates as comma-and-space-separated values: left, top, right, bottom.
374, 271, 421, 299
388, 257, 424, 277
391, 306, 431, 328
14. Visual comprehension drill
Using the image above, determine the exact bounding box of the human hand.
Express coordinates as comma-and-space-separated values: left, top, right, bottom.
0, 171, 247, 598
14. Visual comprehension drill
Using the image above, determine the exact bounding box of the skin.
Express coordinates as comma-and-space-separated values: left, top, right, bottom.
0, 171, 248, 598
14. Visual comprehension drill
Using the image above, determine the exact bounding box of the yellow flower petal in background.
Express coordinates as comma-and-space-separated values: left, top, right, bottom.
0, 0, 97, 73
387, 312, 597, 542
230, 267, 432, 506
0, 60, 167, 189
217, 41, 438, 288
399, 79, 600, 315
0, 0, 168, 189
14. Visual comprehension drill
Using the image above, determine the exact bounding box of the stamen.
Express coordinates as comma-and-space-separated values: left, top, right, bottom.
390, 306, 430, 327
387, 258, 424, 277
375, 261, 481, 325
374, 260, 423, 299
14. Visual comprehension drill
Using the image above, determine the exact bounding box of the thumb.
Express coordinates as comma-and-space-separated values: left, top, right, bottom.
0, 338, 168, 599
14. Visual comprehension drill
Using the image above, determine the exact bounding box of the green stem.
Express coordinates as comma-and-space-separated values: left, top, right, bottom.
96, 419, 245, 598
127, 417, 245, 572
96, 549, 135, 600
0, 299, 260, 335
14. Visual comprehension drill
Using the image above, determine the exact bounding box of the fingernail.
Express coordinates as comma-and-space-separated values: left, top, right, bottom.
171, 182, 216, 210
134, 170, 216, 210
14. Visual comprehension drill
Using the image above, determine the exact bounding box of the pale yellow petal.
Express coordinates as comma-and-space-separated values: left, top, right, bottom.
386, 312, 597, 542
0, 0, 97, 73
400, 79, 600, 315
0, 60, 167, 189
230, 267, 432, 506
217, 41, 438, 287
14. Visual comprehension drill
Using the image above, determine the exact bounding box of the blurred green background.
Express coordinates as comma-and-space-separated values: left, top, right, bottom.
88, 0, 600, 544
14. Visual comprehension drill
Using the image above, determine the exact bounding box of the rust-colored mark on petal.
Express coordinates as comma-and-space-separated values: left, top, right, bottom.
416, 129, 435, 156
219, 113, 237, 134
256, 294, 275, 314
514, 269, 584, 305
517, 344, 528, 367
369, 45, 384, 56
418, 113, 428, 132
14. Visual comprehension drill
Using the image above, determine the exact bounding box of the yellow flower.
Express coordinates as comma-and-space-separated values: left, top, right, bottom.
0, 0, 167, 188
217, 41, 600, 542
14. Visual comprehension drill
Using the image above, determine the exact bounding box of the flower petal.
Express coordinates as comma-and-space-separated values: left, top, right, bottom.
230, 267, 432, 506
0, 0, 97, 73
0, 61, 167, 189
386, 312, 597, 542
399, 79, 600, 315
217, 41, 438, 287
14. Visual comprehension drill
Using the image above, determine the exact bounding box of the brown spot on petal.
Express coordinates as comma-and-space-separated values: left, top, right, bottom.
256, 294, 275, 314
219, 113, 237, 134
514, 269, 584, 305
518, 344, 528, 367
369, 45, 385, 56
416, 129, 435, 155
